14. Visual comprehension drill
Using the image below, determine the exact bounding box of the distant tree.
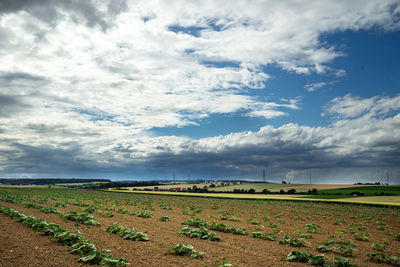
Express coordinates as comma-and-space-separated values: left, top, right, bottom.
287, 188, 296, 194
282, 181, 287, 184
209, 184, 216, 188
262, 189, 269, 194
311, 188, 318, 194
280, 189, 285, 194
248, 188, 256, 194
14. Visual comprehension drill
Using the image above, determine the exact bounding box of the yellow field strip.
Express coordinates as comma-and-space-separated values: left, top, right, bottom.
107, 190, 400, 207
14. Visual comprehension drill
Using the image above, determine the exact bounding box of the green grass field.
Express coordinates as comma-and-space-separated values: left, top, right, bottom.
304, 186, 400, 199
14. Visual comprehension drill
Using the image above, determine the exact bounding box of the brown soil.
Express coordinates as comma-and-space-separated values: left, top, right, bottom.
0, 189, 399, 267
0, 213, 86, 267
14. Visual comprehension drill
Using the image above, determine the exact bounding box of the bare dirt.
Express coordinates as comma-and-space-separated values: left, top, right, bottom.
0, 213, 86, 267
0, 189, 399, 267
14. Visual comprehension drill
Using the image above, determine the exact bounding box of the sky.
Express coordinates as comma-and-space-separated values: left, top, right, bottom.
0, 0, 400, 184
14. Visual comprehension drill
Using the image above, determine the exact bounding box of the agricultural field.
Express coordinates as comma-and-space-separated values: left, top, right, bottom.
305, 187, 400, 199
123, 183, 208, 191
206, 183, 382, 193
207, 183, 303, 192
0, 187, 399, 267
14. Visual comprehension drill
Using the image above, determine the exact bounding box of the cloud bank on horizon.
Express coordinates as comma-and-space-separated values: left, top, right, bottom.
0, 0, 399, 183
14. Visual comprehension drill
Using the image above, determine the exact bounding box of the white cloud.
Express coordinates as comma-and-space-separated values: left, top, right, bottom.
0, 1, 400, 180
1, 1, 399, 132
84, 94, 399, 181
305, 82, 327, 92
324, 94, 400, 118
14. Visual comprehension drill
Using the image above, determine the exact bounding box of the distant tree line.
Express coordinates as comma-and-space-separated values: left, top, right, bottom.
187, 186, 319, 195
71, 180, 160, 189
0, 178, 110, 185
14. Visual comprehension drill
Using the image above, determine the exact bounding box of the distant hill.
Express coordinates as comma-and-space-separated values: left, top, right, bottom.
0, 178, 111, 185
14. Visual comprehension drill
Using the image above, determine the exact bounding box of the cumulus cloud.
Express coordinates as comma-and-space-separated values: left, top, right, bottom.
323, 94, 400, 118
2, 94, 399, 183
122, 95, 400, 182
0, 1, 399, 181
0, 94, 32, 117
0, 0, 127, 31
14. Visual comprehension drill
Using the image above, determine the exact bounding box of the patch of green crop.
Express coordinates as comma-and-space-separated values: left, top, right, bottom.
160, 215, 171, 222
179, 226, 220, 241
105, 223, 149, 241
367, 253, 399, 266
252, 231, 276, 241
305, 223, 320, 233
278, 236, 306, 247
167, 244, 204, 259
0, 205, 128, 266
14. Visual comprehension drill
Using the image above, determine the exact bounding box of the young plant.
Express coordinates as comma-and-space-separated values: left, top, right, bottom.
160, 215, 171, 222
316, 245, 332, 253
296, 230, 312, 239
367, 253, 399, 265
353, 232, 369, 241
394, 234, 400, 241
371, 242, 387, 252
248, 219, 260, 225
334, 246, 357, 256
210, 221, 247, 235
214, 257, 232, 267
63, 211, 101, 226
305, 223, 320, 233
252, 231, 277, 241
179, 226, 220, 241
332, 256, 358, 267
167, 244, 204, 259
105, 223, 149, 241
278, 236, 306, 247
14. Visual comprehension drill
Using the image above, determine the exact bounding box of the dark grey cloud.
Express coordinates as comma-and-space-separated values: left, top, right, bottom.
0, 94, 31, 117
0, 71, 46, 82
0, 142, 93, 174
25, 123, 101, 137
137, 142, 400, 183
1, 126, 399, 183
0, 0, 128, 31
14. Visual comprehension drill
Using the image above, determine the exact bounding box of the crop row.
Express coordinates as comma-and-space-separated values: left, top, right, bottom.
0, 204, 128, 266
182, 217, 247, 235
105, 223, 149, 241
284, 249, 400, 267
0, 193, 101, 225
